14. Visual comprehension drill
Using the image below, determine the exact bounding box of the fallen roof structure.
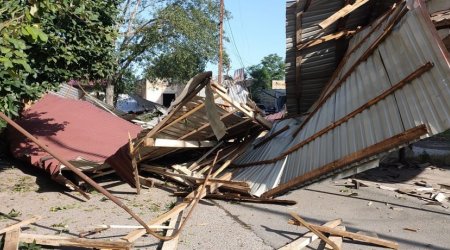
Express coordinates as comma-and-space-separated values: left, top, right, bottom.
232, 0, 450, 197
110, 72, 271, 189
7, 94, 141, 176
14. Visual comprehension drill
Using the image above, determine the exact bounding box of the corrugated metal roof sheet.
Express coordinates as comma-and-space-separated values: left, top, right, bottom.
233, 2, 450, 197
285, 0, 381, 115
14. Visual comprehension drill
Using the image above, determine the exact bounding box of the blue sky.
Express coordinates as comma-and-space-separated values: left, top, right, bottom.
206, 0, 286, 75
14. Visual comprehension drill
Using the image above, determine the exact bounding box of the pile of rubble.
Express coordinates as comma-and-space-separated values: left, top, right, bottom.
2, 0, 450, 249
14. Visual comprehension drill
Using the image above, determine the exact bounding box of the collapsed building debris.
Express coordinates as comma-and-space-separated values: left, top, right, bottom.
2, 0, 450, 249
231, 0, 450, 198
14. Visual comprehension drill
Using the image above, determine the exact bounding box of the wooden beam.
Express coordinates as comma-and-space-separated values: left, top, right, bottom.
4, 229, 20, 250
142, 165, 250, 189
161, 210, 184, 250
298, 30, 356, 50
174, 192, 296, 206
144, 138, 217, 148
0, 216, 42, 235
289, 213, 340, 250
123, 172, 233, 243
319, 0, 369, 29
279, 219, 342, 250
159, 103, 205, 133
133, 74, 211, 155
262, 124, 428, 198
19, 233, 132, 249
325, 226, 345, 250
288, 221, 398, 249
188, 141, 224, 171
211, 83, 272, 129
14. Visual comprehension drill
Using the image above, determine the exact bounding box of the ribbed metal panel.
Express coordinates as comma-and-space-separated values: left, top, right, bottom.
285, 0, 380, 115
234, 4, 450, 196
233, 119, 300, 196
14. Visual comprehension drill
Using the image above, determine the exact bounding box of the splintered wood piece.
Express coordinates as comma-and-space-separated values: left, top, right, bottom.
0, 216, 42, 235
4, 229, 20, 250
325, 226, 345, 250
279, 218, 342, 249
289, 213, 340, 250
123, 172, 233, 242
311, 225, 398, 249
289, 219, 399, 249
19, 233, 131, 249
161, 210, 184, 250
319, 0, 369, 29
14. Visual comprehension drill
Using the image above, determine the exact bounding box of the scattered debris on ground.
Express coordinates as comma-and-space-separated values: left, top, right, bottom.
2, 0, 450, 249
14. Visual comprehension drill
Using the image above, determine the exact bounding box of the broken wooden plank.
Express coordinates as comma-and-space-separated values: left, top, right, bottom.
19, 233, 132, 249
143, 165, 249, 187
279, 219, 342, 250
123, 172, 233, 242
4, 229, 20, 250
288, 221, 398, 249
289, 213, 340, 250
173, 192, 296, 205
319, 0, 369, 29
0, 216, 42, 235
141, 167, 194, 187
144, 138, 217, 148
325, 226, 345, 250
211, 83, 272, 129
188, 141, 225, 171
161, 210, 184, 250
298, 30, 356, 50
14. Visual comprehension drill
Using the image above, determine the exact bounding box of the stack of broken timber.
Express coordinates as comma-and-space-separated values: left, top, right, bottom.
139, 138, 296, 206
281, 213, 399, 250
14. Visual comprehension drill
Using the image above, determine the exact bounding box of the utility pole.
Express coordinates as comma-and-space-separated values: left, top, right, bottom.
218, 0, 224, 84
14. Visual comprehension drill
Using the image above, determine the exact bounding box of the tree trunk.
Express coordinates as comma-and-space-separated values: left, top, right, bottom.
106, 82, 114, 106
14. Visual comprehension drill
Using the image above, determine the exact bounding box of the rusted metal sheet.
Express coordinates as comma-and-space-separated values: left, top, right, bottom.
7, 94, 141, 175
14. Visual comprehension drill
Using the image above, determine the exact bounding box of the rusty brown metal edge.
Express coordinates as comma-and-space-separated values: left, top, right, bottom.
261, 124, 428, 198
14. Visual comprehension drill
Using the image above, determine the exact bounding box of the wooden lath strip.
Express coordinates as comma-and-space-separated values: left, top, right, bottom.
211, 83, 272, 129
262, 124, 428, 198
290, 213, 340, 250
297, 30, 357, 50
318, 0, 369, 29
132, 74, 211, 156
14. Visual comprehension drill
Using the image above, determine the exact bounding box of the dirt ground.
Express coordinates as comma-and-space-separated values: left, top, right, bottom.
1, 154, 450, 249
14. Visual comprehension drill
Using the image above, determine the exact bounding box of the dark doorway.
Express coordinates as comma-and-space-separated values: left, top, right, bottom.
163, 93, 176, 107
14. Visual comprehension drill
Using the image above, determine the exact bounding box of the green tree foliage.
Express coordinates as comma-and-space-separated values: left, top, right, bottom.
0, 1, 47, 118
248, 54, 285, 96
117, 0, 225, 86
0, 0, 119, 120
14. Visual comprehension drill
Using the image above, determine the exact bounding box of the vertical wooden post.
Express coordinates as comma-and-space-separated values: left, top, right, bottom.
218, 0, 224, 84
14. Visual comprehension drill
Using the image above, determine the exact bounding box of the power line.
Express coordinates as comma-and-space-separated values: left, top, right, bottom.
225, 17, 246, 71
